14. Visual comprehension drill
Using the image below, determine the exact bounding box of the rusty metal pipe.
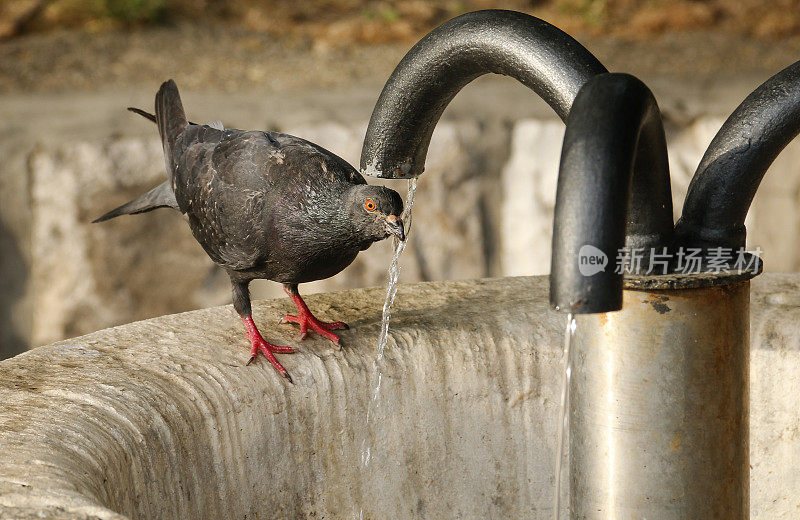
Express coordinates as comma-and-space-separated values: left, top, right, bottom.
556, 73, 752, 518
570, 277, 750, 519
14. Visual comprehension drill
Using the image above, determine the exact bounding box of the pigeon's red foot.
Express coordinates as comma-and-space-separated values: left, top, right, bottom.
279, 313, 348, 343
281, 291, 348, 345
241, 315, 295, 383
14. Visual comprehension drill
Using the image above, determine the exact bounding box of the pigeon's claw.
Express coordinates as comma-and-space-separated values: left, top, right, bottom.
323, 320, 349, 331
280, 313, 348, 344
246, 337, 294, 382
240, 315, 295, 383
282, 290, 348, 346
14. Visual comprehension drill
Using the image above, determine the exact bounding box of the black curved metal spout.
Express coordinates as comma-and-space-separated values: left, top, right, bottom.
359, 11, 673, 314
360, 9, 608, 179
676, 59, 800, 251
550, 73, 673, 313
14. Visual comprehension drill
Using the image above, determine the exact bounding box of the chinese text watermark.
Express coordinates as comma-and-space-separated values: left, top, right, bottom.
578, 246, 762, 276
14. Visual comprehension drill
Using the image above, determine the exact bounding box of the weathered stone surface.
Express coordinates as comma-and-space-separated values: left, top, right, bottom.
0, 274, 798, 519
0, 277, 565, 519
28, 139, 228, 347
749, 273, 800, 518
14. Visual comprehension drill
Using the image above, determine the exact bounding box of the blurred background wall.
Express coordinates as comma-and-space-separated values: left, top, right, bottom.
3, 0, 800, 358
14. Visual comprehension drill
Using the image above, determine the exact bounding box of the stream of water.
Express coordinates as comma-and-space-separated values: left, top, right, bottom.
358, 178, 418, 519
554, 313, 576, 520
375, 177, 418, 364
355, 182, 574, 518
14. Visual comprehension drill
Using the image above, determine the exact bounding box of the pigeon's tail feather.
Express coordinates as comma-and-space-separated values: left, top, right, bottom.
92, 181, 179, 223
155, 80, 188, 177
129, 106, 198, 126
128, 106, 156, 123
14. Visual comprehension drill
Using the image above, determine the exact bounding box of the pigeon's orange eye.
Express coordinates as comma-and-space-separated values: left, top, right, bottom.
364, 199, 376, 211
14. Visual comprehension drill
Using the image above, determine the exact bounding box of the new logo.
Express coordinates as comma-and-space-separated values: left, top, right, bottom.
578, 245, 608, 276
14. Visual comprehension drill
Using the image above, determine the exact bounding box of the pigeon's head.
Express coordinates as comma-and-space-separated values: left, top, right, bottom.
346, 184, 405, 243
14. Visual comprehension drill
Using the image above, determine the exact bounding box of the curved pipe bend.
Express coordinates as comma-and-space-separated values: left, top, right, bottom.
676, 59, 800, 250
359, 9, 608, 179
550, 73, 674, 314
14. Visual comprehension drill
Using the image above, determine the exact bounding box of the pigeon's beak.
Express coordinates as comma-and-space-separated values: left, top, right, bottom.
384, 215, 405, 241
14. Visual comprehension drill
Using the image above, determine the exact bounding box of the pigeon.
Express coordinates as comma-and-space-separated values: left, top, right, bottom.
94, 80, 405, 383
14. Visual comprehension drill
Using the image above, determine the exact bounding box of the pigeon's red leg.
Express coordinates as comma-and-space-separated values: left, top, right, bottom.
280, 285, 348, 345
241, 315, 295, 383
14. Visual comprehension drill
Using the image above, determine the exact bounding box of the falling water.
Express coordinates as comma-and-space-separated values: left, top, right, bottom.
554, 313, 576, 520
357, 177, 418, 519
376, 177, 418, 363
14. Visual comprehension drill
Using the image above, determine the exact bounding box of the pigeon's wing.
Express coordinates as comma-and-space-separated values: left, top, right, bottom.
172, 129, 364, 272
170, 130, 296, 271
265, 132, 366, 187
170, 124, 226, 204
166, 130, 267, 270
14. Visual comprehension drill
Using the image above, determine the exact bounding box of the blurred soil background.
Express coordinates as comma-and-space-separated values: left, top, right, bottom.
5, 0, 800, 42
4, 0, 800, 358
3, 0, 800, 92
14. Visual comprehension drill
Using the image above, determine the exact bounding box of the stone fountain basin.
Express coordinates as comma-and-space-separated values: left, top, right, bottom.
0, 274, 798, 519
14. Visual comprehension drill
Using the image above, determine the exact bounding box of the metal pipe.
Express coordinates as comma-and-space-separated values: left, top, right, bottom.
676, 59, 800, 250
571, 278, 750, 519
550, 73, 674, 314
359, 9, 607, 179
554, 73, 754, 518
